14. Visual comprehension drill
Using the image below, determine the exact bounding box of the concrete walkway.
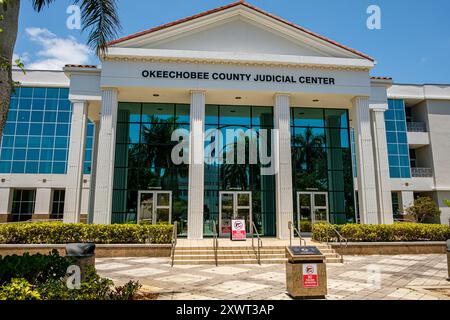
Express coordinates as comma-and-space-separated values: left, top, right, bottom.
96, 254, 450, 300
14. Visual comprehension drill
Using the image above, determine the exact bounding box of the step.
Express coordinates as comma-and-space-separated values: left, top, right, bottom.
175, 245, 331, 251
172, 243, 344, 265
174, 250, 286, 255
173, 258, 287, 265
174, 257, 342, 265
175, 254, 285, 260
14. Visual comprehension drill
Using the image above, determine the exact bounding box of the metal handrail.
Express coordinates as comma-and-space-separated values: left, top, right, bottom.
170, 221, 178, 267
322, 221, 348, 247
212, 220, 219, 266
288, 221, 306, 247
406, 121, 427, 132
411, 167, 433, 178
251, 221, 262, 265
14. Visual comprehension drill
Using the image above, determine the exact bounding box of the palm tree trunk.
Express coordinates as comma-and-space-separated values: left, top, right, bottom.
0, 0, 20, 139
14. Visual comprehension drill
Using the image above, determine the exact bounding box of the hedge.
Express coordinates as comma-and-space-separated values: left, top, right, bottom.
312, 223, 450, 242
0, 222, 173, 244
0, 250, 142, 300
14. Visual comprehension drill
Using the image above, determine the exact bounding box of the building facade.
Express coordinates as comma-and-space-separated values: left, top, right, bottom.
1, 2, 449, 238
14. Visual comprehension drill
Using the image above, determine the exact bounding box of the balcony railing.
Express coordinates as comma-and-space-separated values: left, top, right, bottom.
407, 122, 427, 132
411, 167, 433, 178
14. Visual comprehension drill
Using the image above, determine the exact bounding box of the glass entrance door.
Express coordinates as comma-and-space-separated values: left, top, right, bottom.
297, 192, 329, 231
219, 192, 252, 237
138, 191, 172, 224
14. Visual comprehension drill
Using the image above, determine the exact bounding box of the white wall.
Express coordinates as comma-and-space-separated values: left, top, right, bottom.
153, 19, 327, 57
0, 175, 91, 216
436, 192, 450, 225
101, 60, 371, 97
426, 100, 450, 189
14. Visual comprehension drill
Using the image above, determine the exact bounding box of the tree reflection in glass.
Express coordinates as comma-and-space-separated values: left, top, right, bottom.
292, 126, 327, 190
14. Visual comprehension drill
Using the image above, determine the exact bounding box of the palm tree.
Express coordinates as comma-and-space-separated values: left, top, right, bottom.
0, 0, 121, 139
292, 127, 327, 189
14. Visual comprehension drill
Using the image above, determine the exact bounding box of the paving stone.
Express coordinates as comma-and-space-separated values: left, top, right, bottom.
201, 266, 249, 275
251, 272, 285, 283
114, 267, 168, 277
95, 254, 448, 300
155, 273, 211, 284
95, 262, 131, 271
206, 280, 270, 295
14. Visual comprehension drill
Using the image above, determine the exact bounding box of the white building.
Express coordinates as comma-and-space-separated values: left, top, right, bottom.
1, 2, 449, 238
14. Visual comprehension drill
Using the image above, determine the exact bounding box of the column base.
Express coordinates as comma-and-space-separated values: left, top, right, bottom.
32, 214, 51, 221
0, 215, 11, 223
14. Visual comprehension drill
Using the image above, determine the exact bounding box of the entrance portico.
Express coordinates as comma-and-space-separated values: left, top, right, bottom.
63, 1, 393, 239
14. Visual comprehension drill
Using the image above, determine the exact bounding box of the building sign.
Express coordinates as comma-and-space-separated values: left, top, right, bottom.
141, 69, 336, 85
302, 264, 319, 288
231, 219, 247, 241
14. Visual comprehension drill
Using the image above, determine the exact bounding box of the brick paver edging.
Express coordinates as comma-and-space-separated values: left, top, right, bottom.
331, 241, 447, 255
0, 244, 171, 258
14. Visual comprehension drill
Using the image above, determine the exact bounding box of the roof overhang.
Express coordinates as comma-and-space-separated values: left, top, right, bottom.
103, 47, 374, 71
107, 1, 374, 64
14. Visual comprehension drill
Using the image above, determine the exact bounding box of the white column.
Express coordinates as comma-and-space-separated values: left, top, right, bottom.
274, 93, 294, 239
0, 188, 11, 222
34, 188, 52, 217
187, 91, 205, 239
400, 191, 414, 214
93, 89, 118, 224
371, 106, 394, 224
64, 100, 88, 223
352, 97, 379, 224
88, 120, 100, 224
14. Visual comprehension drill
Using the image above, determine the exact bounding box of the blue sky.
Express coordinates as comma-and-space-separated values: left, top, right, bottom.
14, 0, 450, 84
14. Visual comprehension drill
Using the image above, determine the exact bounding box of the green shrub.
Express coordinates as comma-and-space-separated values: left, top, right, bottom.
0, 250, 73, 285
405, 197, 441, 223
0, 251, 142, 301
37, 267, 141, 300
312, 223, 450, 242
0, 278, 41, 300
299, 220, 312, 233
0, 222, 173, 244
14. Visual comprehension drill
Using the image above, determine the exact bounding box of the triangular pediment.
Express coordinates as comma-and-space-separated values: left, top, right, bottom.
109, 2, 372, 61
147, 18, 332, 57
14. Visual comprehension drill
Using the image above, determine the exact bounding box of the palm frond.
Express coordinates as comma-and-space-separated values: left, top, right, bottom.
31, 0, 56, 12
75, 0, 121, 56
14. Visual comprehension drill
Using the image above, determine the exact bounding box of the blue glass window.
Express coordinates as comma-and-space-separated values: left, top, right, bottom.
385, 99, 411, 178
0, 87, 94, 174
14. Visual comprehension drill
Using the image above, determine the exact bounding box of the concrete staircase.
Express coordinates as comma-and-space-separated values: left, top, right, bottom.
173, 243, 343, 265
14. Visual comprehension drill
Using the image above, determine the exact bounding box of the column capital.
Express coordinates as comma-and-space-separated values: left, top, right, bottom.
351, 96, 370, 104
101, 87, 118, 92
274, 92, 291, 98
190, 90, 206, 95
69, 99, 88, 105
369, 103, 389, 112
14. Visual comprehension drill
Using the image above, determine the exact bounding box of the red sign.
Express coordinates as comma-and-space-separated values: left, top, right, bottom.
303, 264, 318, 288
231, 219, 246, 241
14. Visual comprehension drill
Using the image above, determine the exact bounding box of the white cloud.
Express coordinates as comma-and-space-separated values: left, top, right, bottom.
13, 52, 30, 65
15, 27, 92, 70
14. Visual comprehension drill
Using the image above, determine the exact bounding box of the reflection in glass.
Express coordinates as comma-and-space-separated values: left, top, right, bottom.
204, 105, 276, 236
291, 107, 354, 225
113, 103, 189, 234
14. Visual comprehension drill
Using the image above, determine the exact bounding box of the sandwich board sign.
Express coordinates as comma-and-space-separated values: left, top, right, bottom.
231, 219, 246, 241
